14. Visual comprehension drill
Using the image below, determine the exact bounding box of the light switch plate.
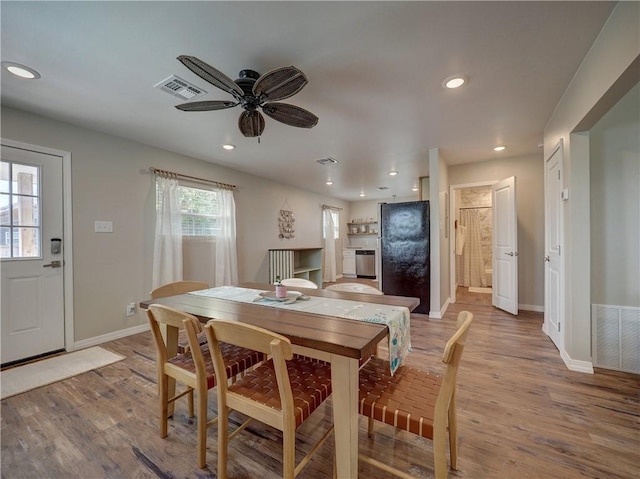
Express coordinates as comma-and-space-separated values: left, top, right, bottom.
95, 221, 113, 233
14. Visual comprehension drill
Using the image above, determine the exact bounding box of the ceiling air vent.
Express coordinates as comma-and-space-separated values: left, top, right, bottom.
377, 186, 389, 191
154, 75, 207, 101
316, 157, 339, 165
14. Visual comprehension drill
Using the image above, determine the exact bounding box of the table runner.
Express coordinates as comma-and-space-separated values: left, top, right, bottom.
189, 286, 411, 374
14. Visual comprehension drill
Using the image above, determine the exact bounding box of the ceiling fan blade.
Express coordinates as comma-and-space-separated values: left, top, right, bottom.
253, 66, 308, 101
177, 55, 244, 99
262, 103, 318, 129
238, 110, 265, 137
175, 100, 238, 112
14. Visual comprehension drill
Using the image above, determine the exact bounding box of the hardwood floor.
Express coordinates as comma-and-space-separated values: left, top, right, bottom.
454, 286, 493, 306
2, 303, 639, 478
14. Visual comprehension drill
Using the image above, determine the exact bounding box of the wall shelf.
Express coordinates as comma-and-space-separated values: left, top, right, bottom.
269, 248, 323, 287
348, 221, 378, 236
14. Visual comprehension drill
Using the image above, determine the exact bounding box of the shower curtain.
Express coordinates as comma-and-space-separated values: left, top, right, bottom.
459, 209, 487, 287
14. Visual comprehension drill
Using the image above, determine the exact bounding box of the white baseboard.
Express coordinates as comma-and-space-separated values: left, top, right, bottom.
519, 303, 544, 312
561, 349, 594, 374
429, 299, 450, 319
72, 323, 150, 351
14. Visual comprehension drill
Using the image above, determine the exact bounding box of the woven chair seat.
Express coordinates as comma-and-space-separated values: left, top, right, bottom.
229, 357, 332, 428
359, 356, 442, 439
168, 342, 265, 389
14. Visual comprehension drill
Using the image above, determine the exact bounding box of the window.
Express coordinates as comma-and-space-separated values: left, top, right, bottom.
177, 185, 219, 237
0, 160, 41, 259
323, 209, 340, 239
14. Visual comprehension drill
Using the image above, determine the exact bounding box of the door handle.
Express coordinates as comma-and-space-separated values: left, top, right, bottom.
43, 260, 62, 268
505, 252, 514, 256
544, 255, 550, 262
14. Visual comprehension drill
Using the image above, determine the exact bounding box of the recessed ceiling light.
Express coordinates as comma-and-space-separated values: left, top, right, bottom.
326, 180, 334, 186
494, 146, 506, 152
388, 170, 398, 176
1, 62, 41, 79
222, 144, 235, 150
443, 75, 467, 89
360, 192, 366, 197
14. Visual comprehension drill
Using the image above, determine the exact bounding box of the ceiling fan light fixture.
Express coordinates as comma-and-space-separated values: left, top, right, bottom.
412, 186, 419, 192
2, 61, 40, 79
175, 56, 318, 138
443, 74, 467, 89
326, 180, 334, 186
388, 170, 398, 176
360, 192, 366, 197
494, 145, 506, 151
222, 144, 235, 150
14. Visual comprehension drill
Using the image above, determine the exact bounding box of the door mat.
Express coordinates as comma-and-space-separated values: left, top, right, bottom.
0, 346, 125, 399
469, 287, 492, 294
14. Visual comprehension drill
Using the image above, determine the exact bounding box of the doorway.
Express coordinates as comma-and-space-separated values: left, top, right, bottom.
452, 184, 494, 306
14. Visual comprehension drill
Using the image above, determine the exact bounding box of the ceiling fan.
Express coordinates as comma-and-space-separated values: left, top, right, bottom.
174, 55, 318, 138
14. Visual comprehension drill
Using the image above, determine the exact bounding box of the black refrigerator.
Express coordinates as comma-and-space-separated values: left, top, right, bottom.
380, 201, 430, 314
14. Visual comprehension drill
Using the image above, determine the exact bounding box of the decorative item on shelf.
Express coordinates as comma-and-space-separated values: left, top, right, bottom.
360, 224, 367, 233
278, 199, 295, 239
274, 275, 287, 298
352, 227, 358, 234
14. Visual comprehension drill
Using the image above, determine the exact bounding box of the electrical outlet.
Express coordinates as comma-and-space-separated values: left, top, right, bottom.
126, 302, 136, 316
95, 221, 113, 233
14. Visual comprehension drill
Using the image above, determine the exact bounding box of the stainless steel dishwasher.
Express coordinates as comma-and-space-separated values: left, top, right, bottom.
355, 249, 376, 278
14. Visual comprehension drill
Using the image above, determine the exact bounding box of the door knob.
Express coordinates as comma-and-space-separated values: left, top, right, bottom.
544, 255, 550, 262
505, 252, 514, 256
43, 260, 62, 268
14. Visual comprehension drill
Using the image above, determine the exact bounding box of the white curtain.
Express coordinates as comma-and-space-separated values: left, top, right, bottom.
323, 208, 337, 283
213, 188, 238, 286
152, 175, 183, 289
459, 209, 487, 287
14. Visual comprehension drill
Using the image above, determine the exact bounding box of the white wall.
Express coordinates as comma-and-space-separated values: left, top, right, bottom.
589, 83, 639, 307
448, 153, 545, 309
543, 1, 639, 363
438, 152, 450, 315
1, 106, 348, 342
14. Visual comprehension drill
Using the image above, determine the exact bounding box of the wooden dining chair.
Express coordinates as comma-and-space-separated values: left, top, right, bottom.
150, 280, 209, 299
150, 280, 209, 354
204, 319, 334, 479
146, 304, 265, 469
280, 277, 319, 289
358, 311, 474, 479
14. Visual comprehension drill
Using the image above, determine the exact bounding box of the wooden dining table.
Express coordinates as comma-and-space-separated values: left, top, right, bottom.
140, 282, 419, 478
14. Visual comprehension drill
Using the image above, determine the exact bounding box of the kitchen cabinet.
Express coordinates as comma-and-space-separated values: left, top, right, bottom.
347, 221, 378, 236
342, 249, 356, 277
269, 248, 323, 287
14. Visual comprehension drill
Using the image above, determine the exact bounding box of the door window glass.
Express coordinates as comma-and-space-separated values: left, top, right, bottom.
0, 160, 41, 259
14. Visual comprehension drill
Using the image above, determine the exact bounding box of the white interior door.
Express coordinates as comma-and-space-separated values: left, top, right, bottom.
493, 176, 518, 315
544, 142, 564, 350
1, 144, 65, 364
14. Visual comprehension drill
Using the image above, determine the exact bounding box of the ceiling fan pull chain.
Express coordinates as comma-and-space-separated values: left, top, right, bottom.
258, 136, 261, 144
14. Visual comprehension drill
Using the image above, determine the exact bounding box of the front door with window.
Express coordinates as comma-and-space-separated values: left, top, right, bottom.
1, 144, 65, 365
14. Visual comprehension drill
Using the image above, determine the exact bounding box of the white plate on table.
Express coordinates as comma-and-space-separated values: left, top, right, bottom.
258, 291, 303, 302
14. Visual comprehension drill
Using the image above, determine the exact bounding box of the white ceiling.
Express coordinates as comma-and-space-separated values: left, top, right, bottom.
1, 1, 615, 201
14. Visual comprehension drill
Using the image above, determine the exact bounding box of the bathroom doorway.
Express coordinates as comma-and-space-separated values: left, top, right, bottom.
450, 182, 495, 306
